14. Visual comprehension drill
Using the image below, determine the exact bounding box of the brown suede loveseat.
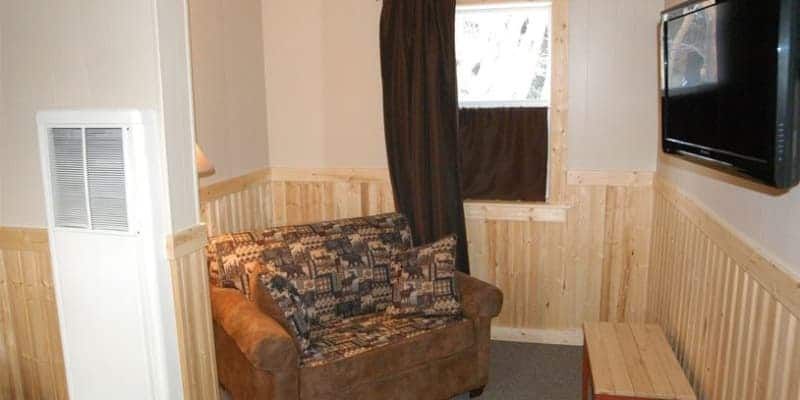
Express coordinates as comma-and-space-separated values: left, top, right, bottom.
207, 213, 503, 400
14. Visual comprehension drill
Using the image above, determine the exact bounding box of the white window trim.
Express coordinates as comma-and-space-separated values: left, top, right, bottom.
456, 1, 552, 13
459, 99, 550, 109
456, 1, 553, 108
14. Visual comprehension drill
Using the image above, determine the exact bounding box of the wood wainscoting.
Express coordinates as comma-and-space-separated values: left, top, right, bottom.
0, 228, 68, 399
647, 178, 800, 400
167, 225, 220, 400
200, 168, 394, 236
469, 171, 654, 345
199, 168, 655, 345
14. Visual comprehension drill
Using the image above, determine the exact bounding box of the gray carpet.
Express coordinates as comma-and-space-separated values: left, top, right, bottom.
221, 341, 583, 400
477, 341, 583, 400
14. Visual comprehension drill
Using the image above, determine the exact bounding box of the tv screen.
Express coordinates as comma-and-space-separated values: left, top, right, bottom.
661, 0, 799, 188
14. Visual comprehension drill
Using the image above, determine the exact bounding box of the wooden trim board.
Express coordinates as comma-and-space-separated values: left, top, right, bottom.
568, 170, 655, 187
166, 224, 209, 260
464, 201, 570, 223
199, 168, 270, 203
167, 225, 220, 400
492, 326, 584, 346
547, 0, 570, 203
268, 167, 391, 182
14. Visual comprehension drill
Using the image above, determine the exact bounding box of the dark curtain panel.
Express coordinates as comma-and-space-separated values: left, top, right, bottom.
459, 107, 549, 202
379, 0, 470, 273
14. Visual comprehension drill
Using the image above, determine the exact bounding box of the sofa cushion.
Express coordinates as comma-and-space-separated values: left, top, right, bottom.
386, 236, 462, 317
259, 212, 413, 328
299, 313, 474, 397
206, 232, 266, 300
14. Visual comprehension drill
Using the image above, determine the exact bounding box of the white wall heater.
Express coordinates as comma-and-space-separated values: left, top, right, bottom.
37, 110, 181, 399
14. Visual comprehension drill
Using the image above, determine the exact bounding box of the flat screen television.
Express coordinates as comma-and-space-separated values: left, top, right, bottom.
661, 0, 799, 189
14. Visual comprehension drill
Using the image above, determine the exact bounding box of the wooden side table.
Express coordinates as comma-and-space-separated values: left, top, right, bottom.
582, 322, 697, 400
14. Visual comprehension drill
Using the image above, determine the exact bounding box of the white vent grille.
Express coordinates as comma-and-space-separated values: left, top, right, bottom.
50, 128, 89, 228
86, 128, 129, 231
48, 127, 129, 231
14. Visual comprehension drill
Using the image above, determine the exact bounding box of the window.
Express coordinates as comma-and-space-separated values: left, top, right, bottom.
455, 3, 552, 108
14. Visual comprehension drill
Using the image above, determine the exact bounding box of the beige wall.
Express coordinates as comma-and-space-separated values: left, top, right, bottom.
261, 0, 327, 167
568, 0, 663, 172
0, 0, 198, 231
0, 0, 163, 227
320, 0, 387, 167
189, 0, 270, 185
259, 0, 662, 172
261, 0, 387, 168
660, 162, 800, 275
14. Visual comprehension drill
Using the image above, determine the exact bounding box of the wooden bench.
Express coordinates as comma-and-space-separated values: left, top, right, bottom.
582, 322, 697, 400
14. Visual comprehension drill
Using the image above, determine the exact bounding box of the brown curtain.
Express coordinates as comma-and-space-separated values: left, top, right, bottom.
379, 0, 469, 273
459, 107, 549, 202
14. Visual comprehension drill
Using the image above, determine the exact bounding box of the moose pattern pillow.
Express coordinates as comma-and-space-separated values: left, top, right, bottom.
386, 235, 462, 317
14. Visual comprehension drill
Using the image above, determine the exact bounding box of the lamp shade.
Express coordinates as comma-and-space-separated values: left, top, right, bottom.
195, 144, 215, 177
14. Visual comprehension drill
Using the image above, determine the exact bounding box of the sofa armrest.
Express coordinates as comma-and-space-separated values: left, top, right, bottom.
456, 272, 503, 319
211, 287, 299, 372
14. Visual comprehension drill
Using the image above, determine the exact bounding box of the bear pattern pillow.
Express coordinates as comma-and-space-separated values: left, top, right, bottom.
386, 235, 462, 317
256, 265, 314, 353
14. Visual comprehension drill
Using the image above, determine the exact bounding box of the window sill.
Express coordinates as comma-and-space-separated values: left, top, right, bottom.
459, 100, 550, 109
463, 200, 571, 223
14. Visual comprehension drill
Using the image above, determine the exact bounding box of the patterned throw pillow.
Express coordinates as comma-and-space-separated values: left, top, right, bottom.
257, 265, 313, 352
359, 213, 414, 311
205, 232, 266, 300
386, 235, 462, 317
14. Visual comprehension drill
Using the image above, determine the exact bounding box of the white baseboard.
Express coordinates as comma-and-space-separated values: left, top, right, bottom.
491, 327, 584, 346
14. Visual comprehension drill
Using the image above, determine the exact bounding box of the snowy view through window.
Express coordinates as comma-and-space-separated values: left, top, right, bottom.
456, 4, 551, 107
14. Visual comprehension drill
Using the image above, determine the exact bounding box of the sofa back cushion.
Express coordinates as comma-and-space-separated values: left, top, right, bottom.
260, 212, 412, 327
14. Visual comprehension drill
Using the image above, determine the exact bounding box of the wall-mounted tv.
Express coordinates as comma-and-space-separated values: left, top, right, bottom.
661, 0, 799, 189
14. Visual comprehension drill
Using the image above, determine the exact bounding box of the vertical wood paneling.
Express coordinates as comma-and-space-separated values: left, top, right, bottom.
647, 178, 800, 400
0, 228, 68, 399
201, 174, 273, 236
469, 176, 654, 343
200, 168, 396, 236
167, 225, 220, 400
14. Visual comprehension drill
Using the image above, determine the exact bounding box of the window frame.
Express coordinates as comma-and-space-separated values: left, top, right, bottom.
455, 0, 567, 205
